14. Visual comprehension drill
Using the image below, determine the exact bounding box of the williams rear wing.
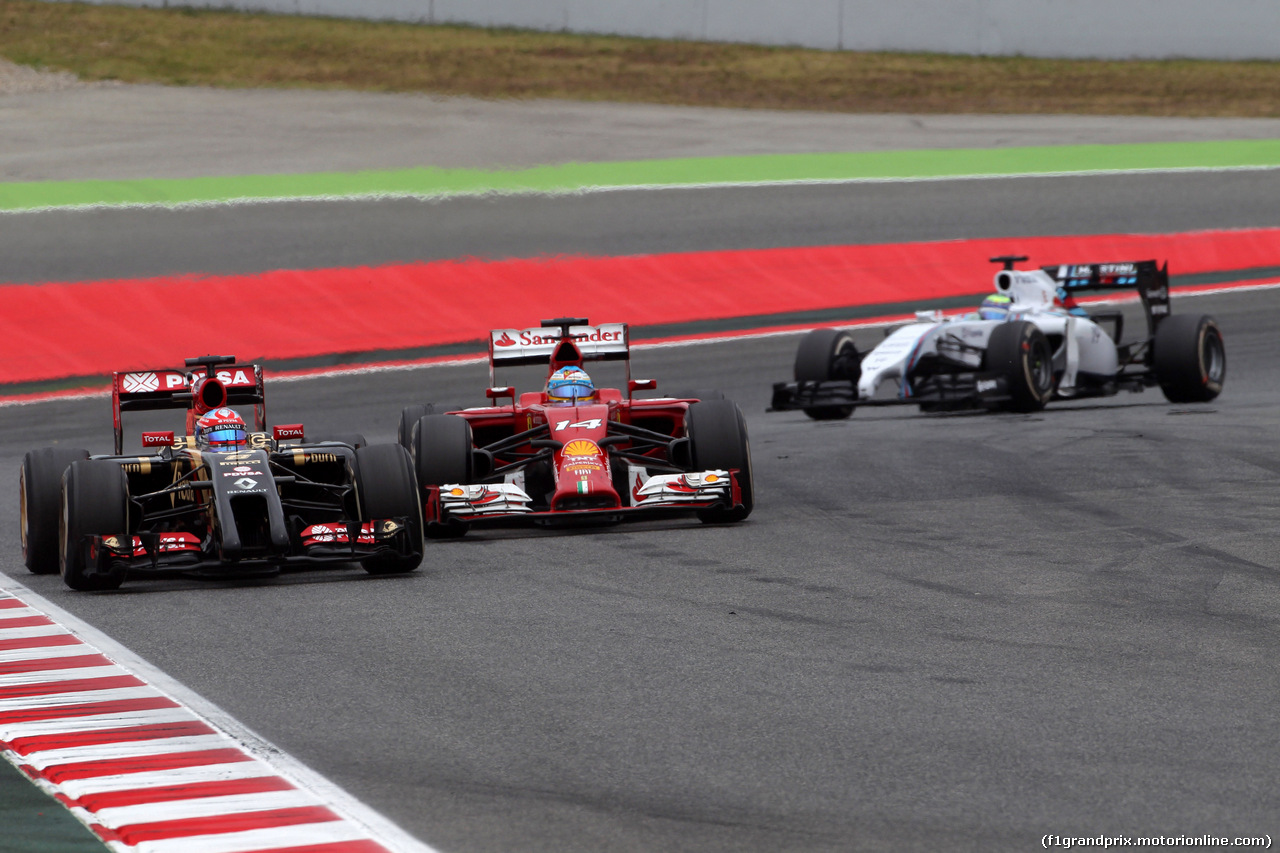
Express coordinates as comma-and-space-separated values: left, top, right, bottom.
1041, 260, 1170, 336
112, 356, 265, 454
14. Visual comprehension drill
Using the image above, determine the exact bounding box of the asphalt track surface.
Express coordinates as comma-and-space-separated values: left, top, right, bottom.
4, 284, 1280, 852
4, 99, 1280, 850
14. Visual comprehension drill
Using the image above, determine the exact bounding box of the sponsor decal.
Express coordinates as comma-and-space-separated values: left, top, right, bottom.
222, 469, 264, 477
213, 368, 255, 386
221, 450, 260, 463
233, 477, 258, 489
274, 424, 305, 440
122, 372, 159, 393
976, 379, 999, 394
381, 520, 401, 535
562, 438, 604, 473
563, 439, 601, 457
141, 432, 174, 447
494, 331, 517, 347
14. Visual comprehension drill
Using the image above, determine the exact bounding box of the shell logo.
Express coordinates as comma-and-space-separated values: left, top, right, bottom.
563, 439, 601, 458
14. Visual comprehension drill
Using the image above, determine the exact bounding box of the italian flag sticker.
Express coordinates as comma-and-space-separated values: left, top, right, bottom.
577, 481, 590, 494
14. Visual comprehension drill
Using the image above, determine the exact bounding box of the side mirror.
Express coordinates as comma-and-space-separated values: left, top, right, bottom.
486, 386, 515, 403
628, 379, 657, 395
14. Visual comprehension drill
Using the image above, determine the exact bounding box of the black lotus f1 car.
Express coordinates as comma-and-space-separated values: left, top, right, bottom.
20, 355, 423, 591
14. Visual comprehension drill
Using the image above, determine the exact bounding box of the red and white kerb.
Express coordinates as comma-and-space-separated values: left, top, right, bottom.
0, 591, 429, 853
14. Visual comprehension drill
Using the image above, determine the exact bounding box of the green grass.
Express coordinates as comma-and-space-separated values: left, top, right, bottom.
2, 1, 1279, 115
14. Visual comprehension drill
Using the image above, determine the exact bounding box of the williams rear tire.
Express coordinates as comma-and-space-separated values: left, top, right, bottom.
1153, 314, 1225, 403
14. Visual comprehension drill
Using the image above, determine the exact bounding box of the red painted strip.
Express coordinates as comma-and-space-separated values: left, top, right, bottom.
4, 227, 1279, 385
0, 653, 113, 675
0, 615, 55, 629
10, 719, 214, 757
0, 695, 179, 725
239, 842, 392, 853
71, 774, 295, 812
0, 599, 27, 609
36, 747, 255, 783
0, 673, 144, 699
114, 805, 341, 844
0, 634, 83, 651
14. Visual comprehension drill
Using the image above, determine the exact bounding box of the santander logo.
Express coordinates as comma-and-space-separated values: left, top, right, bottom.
494, 332, 517, 347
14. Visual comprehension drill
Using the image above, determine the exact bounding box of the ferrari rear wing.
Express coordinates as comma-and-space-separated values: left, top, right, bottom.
488, 318, 630, 387
112, 355, 266, 453
1040, 260, 1170, 336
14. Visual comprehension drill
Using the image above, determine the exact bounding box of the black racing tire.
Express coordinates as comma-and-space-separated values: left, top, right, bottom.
412, 414, 474, 539
60, 461, 129, 592
313, 432, 367, 450
793, 328, 859, 420
686, 399, 754, 523
985, 321, 1054, 413
397, 404, 432, 452
21, 446, 89, 574
670, 389, 725, 401
355, 444, 424, 574
1153, 314, 1225, 403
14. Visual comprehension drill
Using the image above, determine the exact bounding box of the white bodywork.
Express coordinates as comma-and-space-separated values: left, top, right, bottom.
857, 268, 1120, 401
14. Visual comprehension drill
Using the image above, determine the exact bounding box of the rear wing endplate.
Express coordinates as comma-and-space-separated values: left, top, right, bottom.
1042, 260, 1170, 336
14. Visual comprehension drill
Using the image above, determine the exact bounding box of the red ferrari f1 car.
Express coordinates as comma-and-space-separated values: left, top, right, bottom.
20, 355, 423, 591
396, 318, 753, 537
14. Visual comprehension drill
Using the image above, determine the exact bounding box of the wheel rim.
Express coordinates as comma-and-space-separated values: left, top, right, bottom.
19, 471, 29, 556
1027, 337, 1054, 397
1202, 329, 1226, 384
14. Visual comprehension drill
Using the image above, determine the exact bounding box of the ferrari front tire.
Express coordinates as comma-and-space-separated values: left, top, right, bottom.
1153, 314, 1225, 403
793, 328, 859, 420
413, 414, 474, 539
60, 461, 129, 592
686, 399, 754, 523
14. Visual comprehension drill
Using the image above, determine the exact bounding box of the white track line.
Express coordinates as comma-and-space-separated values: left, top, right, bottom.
0, 577, 440, 853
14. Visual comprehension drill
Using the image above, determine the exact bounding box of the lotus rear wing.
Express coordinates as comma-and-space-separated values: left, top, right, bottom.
1041, 260, 1171, 336
112, 355, 266, 454
487, 318, 630, 389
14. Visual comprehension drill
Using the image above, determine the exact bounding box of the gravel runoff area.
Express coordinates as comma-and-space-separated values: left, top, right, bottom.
3, 57, 1280, 181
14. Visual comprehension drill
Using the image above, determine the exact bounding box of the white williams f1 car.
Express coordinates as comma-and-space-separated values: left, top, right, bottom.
771, 256, 1225, 418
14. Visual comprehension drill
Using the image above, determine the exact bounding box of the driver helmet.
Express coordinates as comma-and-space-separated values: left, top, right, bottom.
978, 293, 1014, 321
546, 366, 597, 406
195, 407, 248, 452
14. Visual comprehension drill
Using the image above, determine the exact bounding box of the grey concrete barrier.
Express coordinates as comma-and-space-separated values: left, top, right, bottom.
40, 0, 1280, 60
